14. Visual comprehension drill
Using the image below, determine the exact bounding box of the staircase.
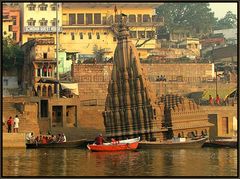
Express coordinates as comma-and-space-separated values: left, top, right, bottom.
3, 98, 40, 135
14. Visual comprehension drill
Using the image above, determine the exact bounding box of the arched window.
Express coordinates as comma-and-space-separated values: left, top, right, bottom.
48, 66, 52, 77
42, 85, 47, 97
48, 85, 52, 97
37, 85, 41, 96
43, 66, 47, 76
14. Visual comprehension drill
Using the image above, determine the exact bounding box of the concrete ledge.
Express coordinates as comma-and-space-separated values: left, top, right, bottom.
3, 133, 26, 148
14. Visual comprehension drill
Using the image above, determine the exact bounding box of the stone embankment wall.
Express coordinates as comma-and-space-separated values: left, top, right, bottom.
3, 133, 26, 148
72, 63, 233, 100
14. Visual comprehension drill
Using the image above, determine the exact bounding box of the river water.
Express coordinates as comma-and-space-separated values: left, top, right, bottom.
2, 148, 237, 177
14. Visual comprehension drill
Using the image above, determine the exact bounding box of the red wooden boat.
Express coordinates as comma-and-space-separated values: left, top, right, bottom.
87, 137, 140, 152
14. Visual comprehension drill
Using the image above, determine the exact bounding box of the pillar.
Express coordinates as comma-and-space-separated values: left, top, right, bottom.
62, 105, 67, 127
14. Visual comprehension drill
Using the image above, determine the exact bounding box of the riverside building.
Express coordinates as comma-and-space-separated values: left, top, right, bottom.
61, 3, 164, 61
21, 2, 62, 44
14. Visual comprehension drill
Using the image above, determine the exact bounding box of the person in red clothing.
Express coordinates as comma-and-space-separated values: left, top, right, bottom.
216, 94, 220, 105
42, 136, 47, 144
94, 133, 106, 145
7, 117, 14, 133
209, 95, 213, 105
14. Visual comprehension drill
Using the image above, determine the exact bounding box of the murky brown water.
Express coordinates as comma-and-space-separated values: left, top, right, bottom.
2, 148, 237, 176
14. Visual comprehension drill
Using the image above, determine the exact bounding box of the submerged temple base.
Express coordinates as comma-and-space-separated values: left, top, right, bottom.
103, 14, 213, 141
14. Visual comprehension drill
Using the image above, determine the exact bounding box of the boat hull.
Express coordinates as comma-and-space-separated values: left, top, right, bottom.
138, 137, 208, 149
203, 140, 237, 148
87, 141, 139, 152
26, 139, 87, 149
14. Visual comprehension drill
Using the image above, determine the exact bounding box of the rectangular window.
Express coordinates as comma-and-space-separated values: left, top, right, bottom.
77, 14, 84, 24
40, 21, 47, 26
130, 31, 137, 38
138, 31, 145, 38
40, 100, 48, 117
86, 14, 93, 24
88, 32, 92, 39
43, 53, 47, 59
52, 21, 56, 26
129, 15, 136, 23
137, 14, 142, 22
146, 31, 155, 38
69, 14, 76, 25
94, 13, 101, 24
12, 16, 17, 25
28, 6, 35, 11
39, 4, 47, 11
102, 16, 107, 25
51, 4, 56, 11
79, 32, 83, 39
13, 32, 17, 40
113, 37, 116, 41
28, 21, 35, 26
71, 32, 75, 40
115, 15, 120, 23
96, 32, 100, 39
143, 14, 151, 22
8, 25, 12, 31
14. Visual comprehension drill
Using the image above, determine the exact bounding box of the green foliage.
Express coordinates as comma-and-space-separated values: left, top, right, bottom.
156, 3, 217, 37
92, 45, 105, 63
214, 11, 237, 30
3, 36, 24, 70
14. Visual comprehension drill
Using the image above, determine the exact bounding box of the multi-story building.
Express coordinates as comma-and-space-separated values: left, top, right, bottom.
21, 2, 62, 44
3, 4, 21, 42
61, 3, 164, 60
21, 37, 58, 97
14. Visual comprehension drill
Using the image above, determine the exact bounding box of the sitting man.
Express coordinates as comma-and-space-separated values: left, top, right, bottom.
94, 133, 106, 145
26, 132, 35, 144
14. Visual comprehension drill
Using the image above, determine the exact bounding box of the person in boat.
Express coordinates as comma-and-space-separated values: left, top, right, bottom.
48, 134, 56, 143
57, 133, 67, 143
42, 136, 47, 144
95, 133, 106, 145
111, 138, 119, 144
62, 133, 67, 142
26, 132, 35, 144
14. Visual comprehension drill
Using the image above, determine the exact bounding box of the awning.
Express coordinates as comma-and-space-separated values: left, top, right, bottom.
60, 82, 79, 95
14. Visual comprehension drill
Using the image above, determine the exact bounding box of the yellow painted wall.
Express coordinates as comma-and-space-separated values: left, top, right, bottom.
3, 20, 13, 38
22, 3, 62, 44
61, 4, 160, 58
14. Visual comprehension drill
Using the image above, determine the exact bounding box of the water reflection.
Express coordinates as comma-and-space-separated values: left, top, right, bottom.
2, 148, 237, 176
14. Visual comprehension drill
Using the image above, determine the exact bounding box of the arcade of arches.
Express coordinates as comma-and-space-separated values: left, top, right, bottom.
33, 63, 57, 97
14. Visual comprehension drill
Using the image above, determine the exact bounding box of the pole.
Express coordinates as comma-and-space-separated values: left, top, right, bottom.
56, 3, 59, 98
215, 70, 218, 98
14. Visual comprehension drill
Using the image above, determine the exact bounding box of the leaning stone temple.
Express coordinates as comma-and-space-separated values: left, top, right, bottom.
103, 14, 213, 141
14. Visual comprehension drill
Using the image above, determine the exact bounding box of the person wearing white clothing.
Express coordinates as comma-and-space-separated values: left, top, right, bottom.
62, 134, 67, 142
14, 115, 19, 133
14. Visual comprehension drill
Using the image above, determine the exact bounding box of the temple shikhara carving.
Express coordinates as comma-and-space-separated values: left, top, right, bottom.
103, 14, 213, 141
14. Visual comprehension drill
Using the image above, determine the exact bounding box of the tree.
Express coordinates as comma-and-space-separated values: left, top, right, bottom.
214, 11, 237, 30
156, 3, 217, 37
92, 45, 105, 63
3, 36, 24, 71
